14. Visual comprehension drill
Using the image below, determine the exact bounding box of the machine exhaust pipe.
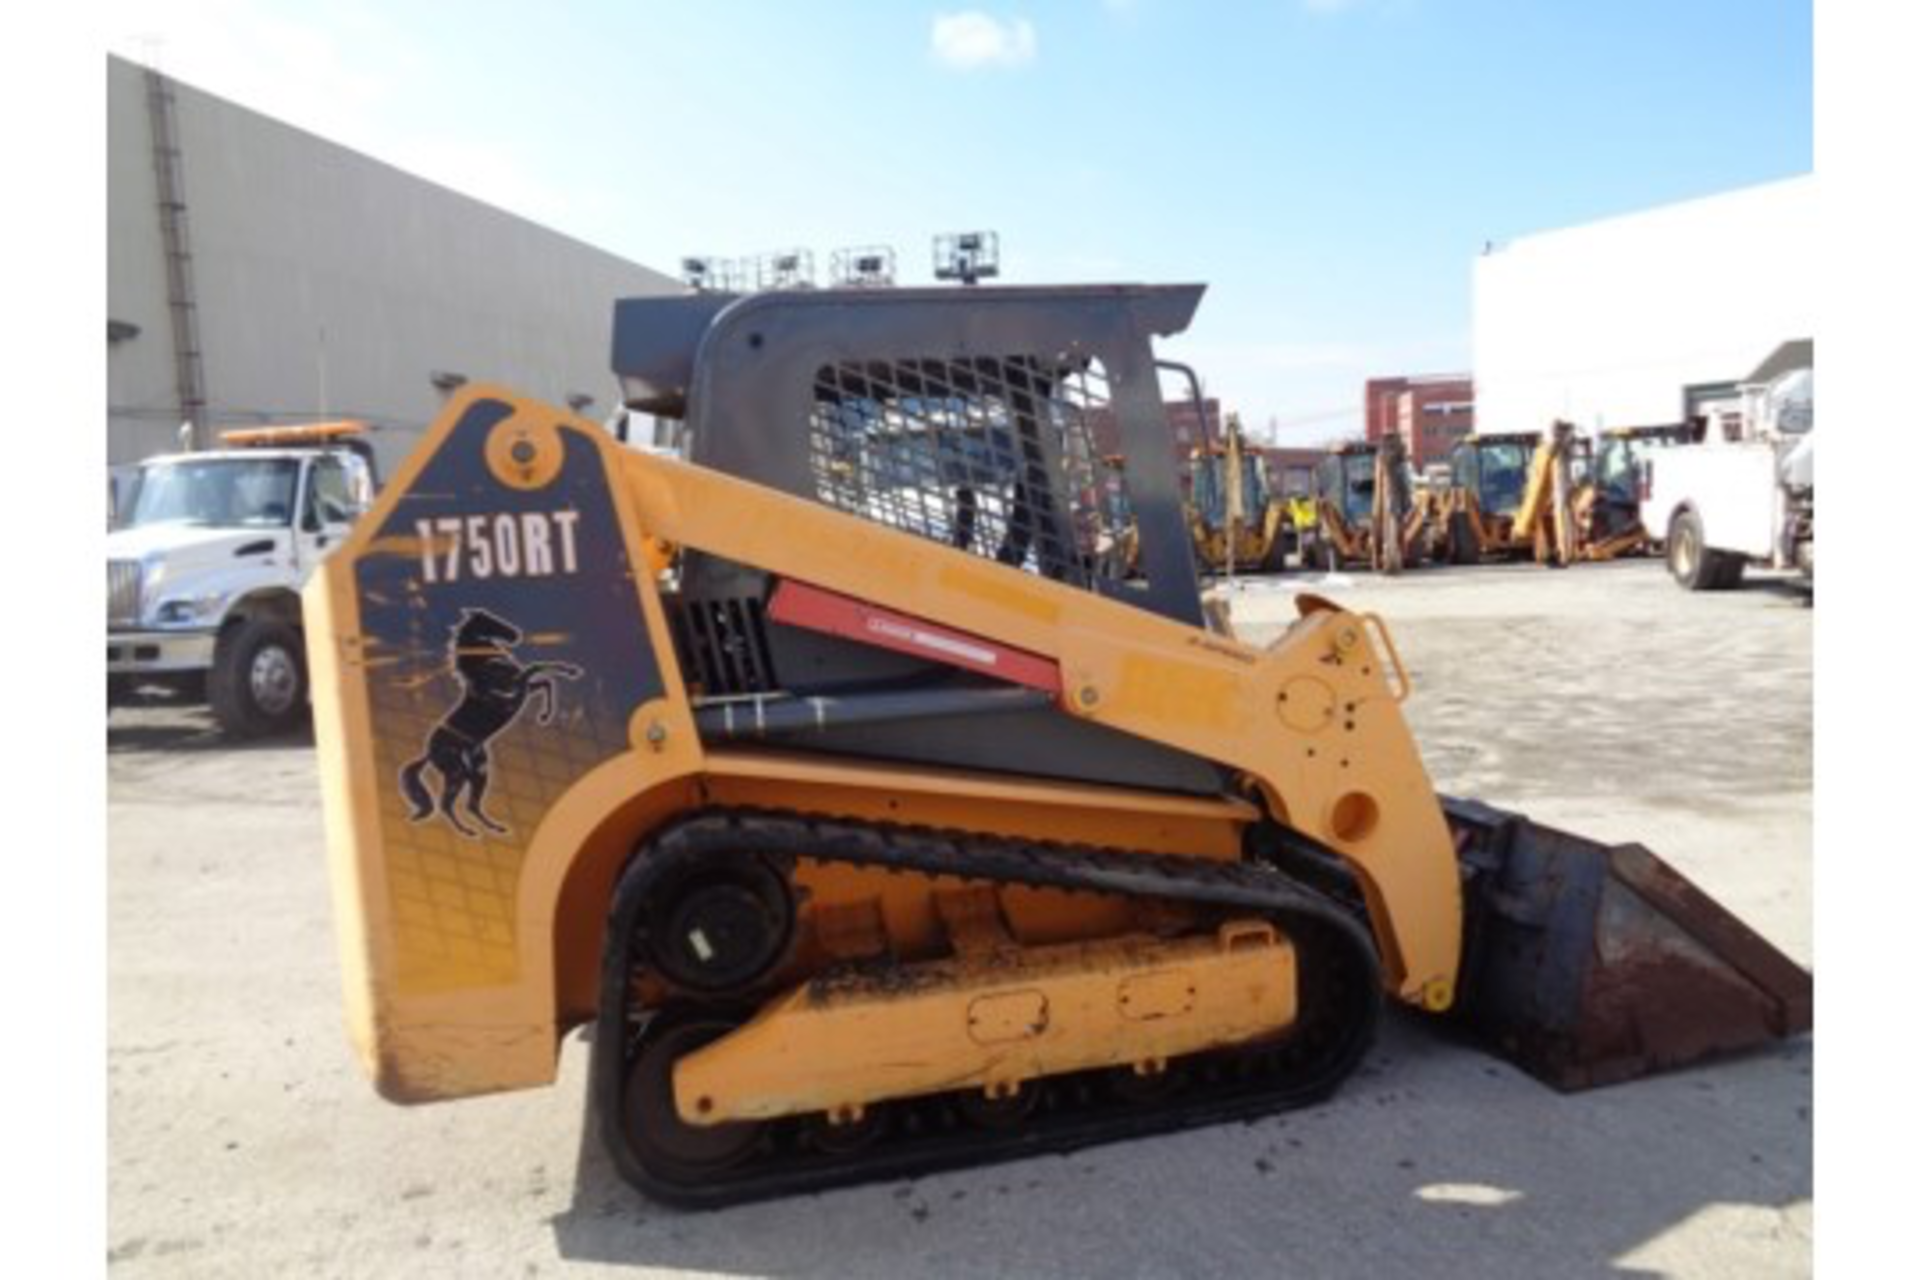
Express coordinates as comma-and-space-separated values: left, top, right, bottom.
1441, 796, 1811, 1090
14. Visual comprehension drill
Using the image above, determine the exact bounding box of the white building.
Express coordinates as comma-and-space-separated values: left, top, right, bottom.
107, 54, 681, 472
1473, 175, 1814, 433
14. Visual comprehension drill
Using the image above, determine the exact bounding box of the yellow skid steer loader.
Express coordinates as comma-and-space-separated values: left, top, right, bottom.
309, 284, 1810, 1207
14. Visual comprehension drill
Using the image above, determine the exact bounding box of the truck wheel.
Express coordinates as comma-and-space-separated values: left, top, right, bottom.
1711, 555, 1747, 590
209, 618, 308, 737
1666, 510, 1716, 592
1446, 513, 1479, 566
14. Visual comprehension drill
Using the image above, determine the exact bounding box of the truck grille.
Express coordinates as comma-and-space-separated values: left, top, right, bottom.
108, 559, 143, 628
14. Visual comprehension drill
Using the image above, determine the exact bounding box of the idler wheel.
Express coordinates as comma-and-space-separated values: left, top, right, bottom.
647, 854, 794, 995
622, 1010, 763, 1181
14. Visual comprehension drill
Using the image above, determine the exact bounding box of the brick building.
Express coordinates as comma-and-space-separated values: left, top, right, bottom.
1085, 396, 1219, 497
1087, 396, 1218, 459
1363, 374, 1475, 469
1086, 398, 1323, 497
1164, 396, 1220, 458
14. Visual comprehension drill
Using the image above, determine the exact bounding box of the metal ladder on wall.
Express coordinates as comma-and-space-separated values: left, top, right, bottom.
145, 67, 207, 445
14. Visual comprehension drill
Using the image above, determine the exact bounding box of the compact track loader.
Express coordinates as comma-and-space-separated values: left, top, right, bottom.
310, 284, 1810, 1207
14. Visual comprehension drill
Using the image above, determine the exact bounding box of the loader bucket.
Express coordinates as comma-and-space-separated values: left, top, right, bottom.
1442, 796, 1812, 1090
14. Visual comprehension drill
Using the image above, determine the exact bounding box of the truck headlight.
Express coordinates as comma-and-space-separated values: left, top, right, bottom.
151, 593, 227, 627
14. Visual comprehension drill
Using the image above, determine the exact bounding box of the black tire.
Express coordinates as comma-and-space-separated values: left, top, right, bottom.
1402, 529, 1426, 570
1666, 509, 1717, 592
1447, 512, 1480, 566
1711, 554, 1748, 590
209, 617, 308, 737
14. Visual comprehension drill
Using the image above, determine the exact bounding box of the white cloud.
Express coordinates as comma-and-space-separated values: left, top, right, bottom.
930, 12, 1037, 70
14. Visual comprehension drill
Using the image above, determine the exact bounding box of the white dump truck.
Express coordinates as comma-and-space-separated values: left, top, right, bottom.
107, 422, 377, 735
1642, 343, 1813, 591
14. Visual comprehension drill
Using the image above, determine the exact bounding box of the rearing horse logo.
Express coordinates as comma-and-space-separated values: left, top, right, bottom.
399, 608, 583, 838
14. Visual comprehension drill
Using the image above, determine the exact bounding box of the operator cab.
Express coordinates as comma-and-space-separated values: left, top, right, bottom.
1447, 432, 1538, 517
1316, 447, 1379, 527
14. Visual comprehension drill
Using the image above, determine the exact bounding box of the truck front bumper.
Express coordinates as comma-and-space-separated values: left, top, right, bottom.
107, 628, 217, 675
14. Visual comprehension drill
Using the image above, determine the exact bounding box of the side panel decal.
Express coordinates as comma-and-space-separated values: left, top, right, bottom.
354, 398, 663, 995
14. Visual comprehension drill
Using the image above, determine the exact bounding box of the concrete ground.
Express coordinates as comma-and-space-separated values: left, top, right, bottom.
108, 558, 1812, 1279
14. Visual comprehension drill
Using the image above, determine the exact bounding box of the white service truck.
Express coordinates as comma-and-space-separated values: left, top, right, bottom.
107, 424, 377, 735
1642, 356, 1813, 592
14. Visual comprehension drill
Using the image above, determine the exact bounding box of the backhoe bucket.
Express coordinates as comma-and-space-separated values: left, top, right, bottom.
1443, 797, 1812, 1090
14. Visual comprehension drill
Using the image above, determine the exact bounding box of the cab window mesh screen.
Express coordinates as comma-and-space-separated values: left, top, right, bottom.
807, 355, 1129, 587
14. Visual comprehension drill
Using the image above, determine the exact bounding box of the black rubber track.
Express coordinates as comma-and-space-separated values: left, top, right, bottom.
590, 809, 1382, 1209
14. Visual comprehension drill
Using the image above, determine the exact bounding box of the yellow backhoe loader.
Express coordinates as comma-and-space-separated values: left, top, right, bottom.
1299, 435, 1432, 574
1441, 424, 1628, 567
1432, 431, 1541, 563
1509, 421, 1582, 566
1572, 423, 1701, 562
1186, 413, 1288, 576
310, 284, 1810, 1207
1277, 462, 1317, 563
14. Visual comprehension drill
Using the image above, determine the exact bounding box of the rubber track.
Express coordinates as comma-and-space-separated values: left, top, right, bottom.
590, 809, 1382, 1208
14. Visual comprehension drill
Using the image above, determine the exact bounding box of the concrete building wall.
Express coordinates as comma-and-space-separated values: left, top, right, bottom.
107, 55, 681, 472
1473, 176, 1814, 435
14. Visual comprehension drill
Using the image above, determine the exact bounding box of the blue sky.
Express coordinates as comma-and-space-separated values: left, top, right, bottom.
105, 0, 1811, 443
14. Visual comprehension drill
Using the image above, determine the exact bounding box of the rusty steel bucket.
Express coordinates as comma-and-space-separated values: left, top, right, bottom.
1443, 796, 1813, 1090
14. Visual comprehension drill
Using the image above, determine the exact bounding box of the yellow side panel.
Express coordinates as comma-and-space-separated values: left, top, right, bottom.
676, 922, 1297, 1123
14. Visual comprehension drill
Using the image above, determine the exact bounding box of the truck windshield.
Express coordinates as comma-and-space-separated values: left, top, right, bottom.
126, 458, 300, 529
